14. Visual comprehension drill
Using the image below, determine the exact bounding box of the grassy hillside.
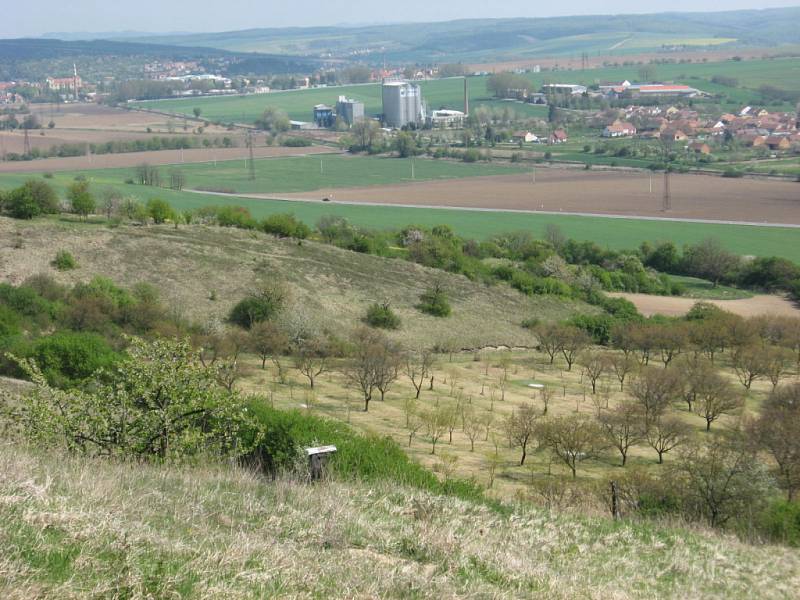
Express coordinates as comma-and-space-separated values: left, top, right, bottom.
0, 218, 588, 348
1, 446, 798, 599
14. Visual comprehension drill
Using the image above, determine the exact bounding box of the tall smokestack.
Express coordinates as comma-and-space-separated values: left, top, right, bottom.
464, 77, 469, 116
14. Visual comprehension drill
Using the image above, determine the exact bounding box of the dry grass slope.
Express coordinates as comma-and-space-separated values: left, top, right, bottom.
0, 217, 591, 348
1, 446, 798, 599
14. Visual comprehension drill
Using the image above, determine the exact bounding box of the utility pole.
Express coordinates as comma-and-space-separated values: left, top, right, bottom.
649, 172, 652, 194
246, 130, 255, 181
663, 169, 671, 211
23, 127, 31, 156
411, 157, 415, 180
532, 165, 536, 184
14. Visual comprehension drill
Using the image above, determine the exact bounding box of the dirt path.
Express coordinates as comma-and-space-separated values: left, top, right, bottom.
608, 292, 800, 318
277, 170, 800, 225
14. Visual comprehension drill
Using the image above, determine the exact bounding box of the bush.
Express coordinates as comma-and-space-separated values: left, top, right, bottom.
721, 168, 744, 178
229, 287, 286, 329
758, 499, 800, 546
146, 198, 174, 224
28, 331, 119, 387
52, 250, 77, 271
281, 137, 312, 147
261, 213, 311, 239
417, 285, 451, 317
365, 302, 401, 329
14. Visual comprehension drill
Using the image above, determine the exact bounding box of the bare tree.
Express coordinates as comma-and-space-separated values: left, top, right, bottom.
535, 322, 563, 365
405, 348, 434, 399
462, 407, 483, 452
560, 326, 590, 372
628, 367, 681, 426
293, 335, 332, 389
598, 402, 646, 466
505, 403, 539, 466
539, 386, 553, 415
764, 346, 793, 390
750, 383, 800, 500
608, 352, 637, 391
579, 350, 607, 394
343, 327, 391, 411
537, 415, 604, 478
732, 345, 768, 390
677, 354, 715, 412
694, 372, 743, 431
424, 404, 453, 455
646, 416, 690, 464
672, 436, 769, 527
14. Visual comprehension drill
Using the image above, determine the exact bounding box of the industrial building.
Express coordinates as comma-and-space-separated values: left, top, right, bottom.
312, 104, 335, 127
427, 109, 465, 128
382, 80, 424, 128
540, 83, 587, 95
336, 96, 365, 125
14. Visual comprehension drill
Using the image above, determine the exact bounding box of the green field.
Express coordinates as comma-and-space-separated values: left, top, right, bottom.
2, 155, 800, 260
133, 77, 548, 125
133, 56, 800, 126
0, 155, 525, 196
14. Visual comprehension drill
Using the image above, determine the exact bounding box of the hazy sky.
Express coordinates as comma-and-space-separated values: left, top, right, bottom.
3, 0, 799, 38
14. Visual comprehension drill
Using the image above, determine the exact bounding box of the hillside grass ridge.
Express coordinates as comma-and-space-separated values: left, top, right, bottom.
1, 445, 799, 599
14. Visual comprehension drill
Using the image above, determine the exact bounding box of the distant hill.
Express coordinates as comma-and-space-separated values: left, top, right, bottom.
0, 38, 323, 80
116, 8, 800, 63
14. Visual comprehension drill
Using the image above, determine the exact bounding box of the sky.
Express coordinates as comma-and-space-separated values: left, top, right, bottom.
3, 0, 799, 38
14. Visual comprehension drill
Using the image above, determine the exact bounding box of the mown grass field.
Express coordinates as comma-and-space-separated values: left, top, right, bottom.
133, 56, 800, 126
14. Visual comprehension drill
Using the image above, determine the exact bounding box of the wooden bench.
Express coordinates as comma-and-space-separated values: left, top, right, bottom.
305, 445, 337, 480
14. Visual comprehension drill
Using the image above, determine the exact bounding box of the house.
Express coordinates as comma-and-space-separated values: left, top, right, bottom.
602, 121, 637, 138
512, 131, 539, 143
765, 136, 790, 150
688, 141, 711, 155
662, 129, 688, 142
549, 128, 568, 144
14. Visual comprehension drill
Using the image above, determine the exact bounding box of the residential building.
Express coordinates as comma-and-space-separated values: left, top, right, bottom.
549, 128, 568, 143
512, 131, 539, 143
602, 121, 637, 138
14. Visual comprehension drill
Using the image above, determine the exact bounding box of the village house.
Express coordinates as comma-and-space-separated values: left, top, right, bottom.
687, 141, 711, 155
512, 131, 539, 143
549, 128, 568, 144
765, 135, 791, 151
602, 121, 637, 137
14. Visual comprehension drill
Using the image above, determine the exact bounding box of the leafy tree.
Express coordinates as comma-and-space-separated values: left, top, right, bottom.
147, 197, 174, 224
5, 185, 40, 219
10, 337, 253, 460
67, 180, 95, 220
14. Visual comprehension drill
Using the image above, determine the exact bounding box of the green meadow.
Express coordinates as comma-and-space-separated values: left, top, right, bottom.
2, 158, 798, 260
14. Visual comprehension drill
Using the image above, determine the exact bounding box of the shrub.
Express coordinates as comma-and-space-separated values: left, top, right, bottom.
52, 250, 77, 271
721, 168, 744, 178
229, 287, 287, 329
758, 499, 800, 546
146, 198, 174, 224
281, 137, 312, 147
418, 285, 451, 317
365, 302, 401, 329
261, 213, 311, 239
28, 331, 119, 387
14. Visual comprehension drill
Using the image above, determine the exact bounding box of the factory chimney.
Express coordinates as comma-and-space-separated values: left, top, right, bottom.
463, 77, 469, 116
